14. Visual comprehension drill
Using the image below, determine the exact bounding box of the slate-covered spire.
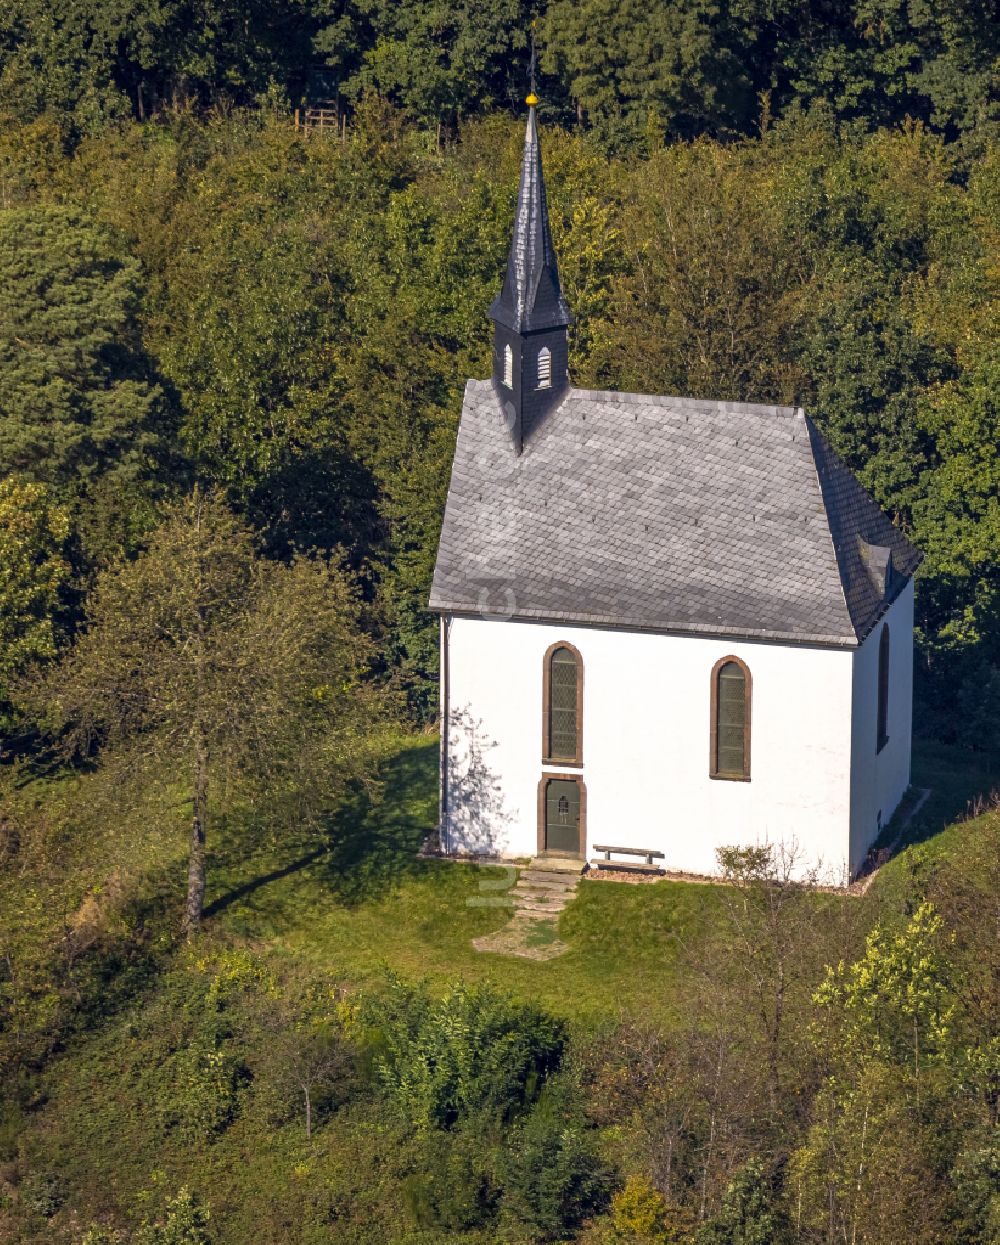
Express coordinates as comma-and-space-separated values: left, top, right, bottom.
488, 103, 573, 334
489, 46, 572, 455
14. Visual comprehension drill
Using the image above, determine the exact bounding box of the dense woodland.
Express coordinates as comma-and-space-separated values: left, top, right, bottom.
0, 4, 999, 1243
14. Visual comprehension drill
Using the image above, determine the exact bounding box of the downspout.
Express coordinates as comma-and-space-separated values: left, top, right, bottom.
439, 614, 452, 854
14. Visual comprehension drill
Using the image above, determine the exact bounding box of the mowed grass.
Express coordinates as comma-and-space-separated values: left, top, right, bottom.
8, 734, 996, 1244
199, 733, 998, 1023
15, 732, 991, 1034
869, 735, 997, 876
199, 736, 725, 1026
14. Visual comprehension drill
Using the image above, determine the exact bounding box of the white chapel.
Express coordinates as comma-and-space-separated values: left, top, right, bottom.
428, 96, 921, 883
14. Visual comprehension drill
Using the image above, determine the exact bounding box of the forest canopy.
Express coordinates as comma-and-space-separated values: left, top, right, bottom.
0, 90, 996, 739
0, 0, 998, 148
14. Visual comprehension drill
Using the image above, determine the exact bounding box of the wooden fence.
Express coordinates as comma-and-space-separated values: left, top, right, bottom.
293, 105, 346, 137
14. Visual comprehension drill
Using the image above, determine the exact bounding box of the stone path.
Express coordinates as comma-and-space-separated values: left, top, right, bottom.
472, 859, 583, 960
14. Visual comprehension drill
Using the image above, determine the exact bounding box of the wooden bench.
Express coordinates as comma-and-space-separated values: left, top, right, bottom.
591, 844, 666, 873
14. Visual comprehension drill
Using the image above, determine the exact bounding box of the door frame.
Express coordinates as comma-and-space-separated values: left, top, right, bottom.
537, 772, 586, 858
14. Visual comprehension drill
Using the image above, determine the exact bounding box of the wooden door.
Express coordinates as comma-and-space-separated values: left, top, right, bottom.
543, 776, 582, 856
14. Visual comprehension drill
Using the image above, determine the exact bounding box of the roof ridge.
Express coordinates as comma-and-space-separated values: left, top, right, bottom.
804, 416, 860, 642
565, 387, 801, 418
466, 377, 802, 419
805, 416, 923, 642
430, 386, 921, 647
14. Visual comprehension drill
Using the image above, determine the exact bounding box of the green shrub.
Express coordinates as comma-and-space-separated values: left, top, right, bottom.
951, 1128, 1000, 1244
401, 1116, 501, 1232
497, 1078, 612, 1240
155, 1041, 250, 1143
697, 1160, 788, 1245
18, 1170, 64, 1219
362, 976, 565, 1131
133, 954, 266, 1144
134, 1187, 212, 1244
611, 1175, 670, 1239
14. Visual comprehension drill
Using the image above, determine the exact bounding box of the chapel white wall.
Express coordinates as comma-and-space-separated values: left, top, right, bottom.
442, 614, 858, 882
848, 579, 915, 874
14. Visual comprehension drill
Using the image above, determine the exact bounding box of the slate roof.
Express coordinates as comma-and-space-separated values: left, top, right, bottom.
428, 381, 923, 647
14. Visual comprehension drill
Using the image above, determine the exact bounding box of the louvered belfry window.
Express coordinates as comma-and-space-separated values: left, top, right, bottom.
503, 343, 513, 388
547, 646, 579, 762
537, 346, 552, 389
712, 658, 750, 779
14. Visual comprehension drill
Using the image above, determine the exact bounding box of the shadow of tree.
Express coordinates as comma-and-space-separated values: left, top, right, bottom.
202, 845, 329, 918
314, 738, 441, 905
250, 442, 384, 571
204, 737, 441, 922
896, 739, 999, 851
444, 707, 513, 856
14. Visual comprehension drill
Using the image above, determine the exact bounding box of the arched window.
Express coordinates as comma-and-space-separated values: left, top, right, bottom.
503, 343, 513, 388
543, 642, 582, 764
710, 656, 751, 780
537, 346, 552, 389
877, 624, 890, 752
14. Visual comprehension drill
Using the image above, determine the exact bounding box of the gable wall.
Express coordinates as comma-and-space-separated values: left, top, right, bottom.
441, 613, 856, 882
848, 579, 915, 873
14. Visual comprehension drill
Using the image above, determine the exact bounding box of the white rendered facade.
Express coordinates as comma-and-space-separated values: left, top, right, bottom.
439, 578, 914, 883
848, 579, 915, 869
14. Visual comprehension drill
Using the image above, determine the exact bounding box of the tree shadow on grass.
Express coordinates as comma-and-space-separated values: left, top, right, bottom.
204, 737, 441, 925
313, 737, 441, 906
202, 844, 330, 919
898, 739, 999, 851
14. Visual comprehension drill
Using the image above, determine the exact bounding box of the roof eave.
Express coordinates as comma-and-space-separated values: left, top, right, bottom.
426, 599, 861, 649
488, 301, 573, 334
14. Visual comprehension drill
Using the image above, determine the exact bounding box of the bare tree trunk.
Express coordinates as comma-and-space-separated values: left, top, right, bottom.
664, 1135, 673, 1200
700, 1110, 716, 1220
850, 1099, 870, 1245
184, 731, 208, 936
828, 1178, 835, 1245
769, 954, 785, 1110
304, 1084, 312, 1139
185, 490, 209, 938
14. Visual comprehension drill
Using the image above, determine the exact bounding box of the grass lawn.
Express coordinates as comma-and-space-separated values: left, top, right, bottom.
197, 732, 999, 1024
5, 735, 729, 1241
11, 731, 990, 1041
898, 736, 999, 849
198, 735, 726, 1026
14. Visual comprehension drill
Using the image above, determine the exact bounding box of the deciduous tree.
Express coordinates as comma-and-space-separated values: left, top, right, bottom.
38, 490, 382, 934
0, 205, 166, 564
0, 477, 69, 724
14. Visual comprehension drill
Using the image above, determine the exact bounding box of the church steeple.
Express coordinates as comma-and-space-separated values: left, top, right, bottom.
489, 50, 572, 454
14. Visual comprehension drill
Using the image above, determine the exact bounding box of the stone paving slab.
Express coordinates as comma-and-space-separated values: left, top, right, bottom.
472, 865, 580, 959
472, 914, 569, 960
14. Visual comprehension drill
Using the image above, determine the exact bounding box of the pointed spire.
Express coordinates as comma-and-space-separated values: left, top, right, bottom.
488, 55, 572, 335
489, 37, 572, 454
